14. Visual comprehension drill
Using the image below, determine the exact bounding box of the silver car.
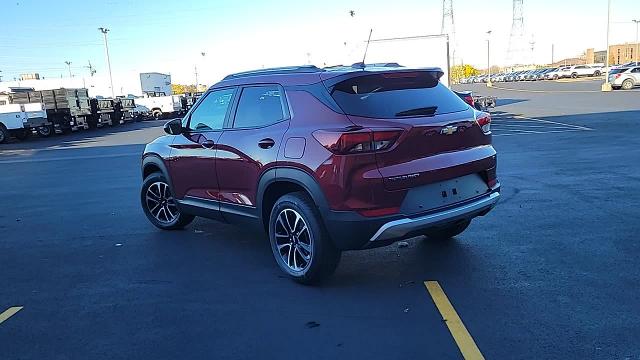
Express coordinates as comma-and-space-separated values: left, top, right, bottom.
609, 67, 640, 90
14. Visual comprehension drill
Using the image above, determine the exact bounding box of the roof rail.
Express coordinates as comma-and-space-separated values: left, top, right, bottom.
350, 62, 403, 69
223, 65, 323, 80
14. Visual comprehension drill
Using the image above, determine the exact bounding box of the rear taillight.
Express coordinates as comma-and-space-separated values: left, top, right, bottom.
614, 74, 622, 79
463, 95, 475, 107
475, 112, 491, 134
312, 129, 403, 155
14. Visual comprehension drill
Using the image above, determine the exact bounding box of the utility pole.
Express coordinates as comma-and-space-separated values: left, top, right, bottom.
529, 36, 535, 64
602, 0, 612, 91
194, 65, 198, 92
633, 20, 640, 65
441, 0, 456, 69
65, 61, 72, 77
85, 60, 96, 77
551, 44, 555, 64
98, 27, 115, 98
487, 30, 492, 87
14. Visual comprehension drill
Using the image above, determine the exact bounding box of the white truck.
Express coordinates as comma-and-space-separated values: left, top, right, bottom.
0, 103, 51, 143
134, 93, 183, 119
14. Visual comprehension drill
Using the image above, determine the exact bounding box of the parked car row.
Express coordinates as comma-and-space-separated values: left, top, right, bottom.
460, 64, 606, 84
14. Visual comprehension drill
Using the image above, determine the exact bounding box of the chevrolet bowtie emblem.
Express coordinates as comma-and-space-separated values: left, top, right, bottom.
440, 125, 458, 135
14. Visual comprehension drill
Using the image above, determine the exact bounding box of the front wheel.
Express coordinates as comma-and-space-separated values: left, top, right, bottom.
152, 110, 163, 119
594, 70, 601, 77
0, 125, 9, 144
141, 172, 194, 230
423, 220, 471, 241
269, 192, 341, 284
571, 73, 578, 79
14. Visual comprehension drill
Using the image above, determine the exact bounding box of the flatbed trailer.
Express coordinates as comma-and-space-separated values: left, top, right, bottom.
10, 88, 92, 133
89, 98, 117, 127
114, 98, 135, 123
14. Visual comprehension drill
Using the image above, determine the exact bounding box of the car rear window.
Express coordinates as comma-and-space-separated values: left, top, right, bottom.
609, 68, 629, 74
329, 72, 468, 119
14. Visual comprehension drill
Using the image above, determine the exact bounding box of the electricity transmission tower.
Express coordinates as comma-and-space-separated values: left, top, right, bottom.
507, 0, 526, 66
441, 0, 457, 66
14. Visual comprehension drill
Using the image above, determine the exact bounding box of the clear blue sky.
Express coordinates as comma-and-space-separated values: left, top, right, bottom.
1, 0, 638, 84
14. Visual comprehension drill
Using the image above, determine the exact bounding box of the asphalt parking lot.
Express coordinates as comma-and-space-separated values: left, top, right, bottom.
1, 79, 640, 359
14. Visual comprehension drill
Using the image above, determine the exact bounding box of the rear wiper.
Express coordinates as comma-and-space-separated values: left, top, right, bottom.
395, 106, 438, 117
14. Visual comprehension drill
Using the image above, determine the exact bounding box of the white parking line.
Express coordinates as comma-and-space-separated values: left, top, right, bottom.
513, 115, 593, 131
494, 129, 586, 137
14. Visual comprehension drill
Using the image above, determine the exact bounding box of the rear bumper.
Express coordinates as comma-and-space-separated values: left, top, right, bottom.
324, 186, 500, 250
369, 191, 499, 243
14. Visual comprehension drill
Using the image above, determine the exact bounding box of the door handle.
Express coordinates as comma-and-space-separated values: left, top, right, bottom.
201, 139, 215, 149
258, 138, 275, 149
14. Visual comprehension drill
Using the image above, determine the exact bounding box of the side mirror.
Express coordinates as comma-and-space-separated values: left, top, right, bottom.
164, 118, 183, 135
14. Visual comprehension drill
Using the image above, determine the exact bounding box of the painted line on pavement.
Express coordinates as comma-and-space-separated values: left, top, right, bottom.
424, 281, 485, 360
493, 129, 586, 137
489, 85, 601, 94
513, 115, 593, 130
0, 152, 141, 164
0, 307, 23, 325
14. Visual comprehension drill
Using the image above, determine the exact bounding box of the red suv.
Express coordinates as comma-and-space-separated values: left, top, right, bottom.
140, 64, 500, 283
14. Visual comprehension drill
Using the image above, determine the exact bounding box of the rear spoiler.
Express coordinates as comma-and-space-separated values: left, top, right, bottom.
321, 68, 445, 92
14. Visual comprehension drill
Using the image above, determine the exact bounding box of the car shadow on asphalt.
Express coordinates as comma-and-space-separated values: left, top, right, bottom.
0, 118, 170, 152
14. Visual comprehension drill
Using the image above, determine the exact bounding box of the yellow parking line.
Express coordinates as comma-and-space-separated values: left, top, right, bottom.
424, 281, 485, 360
0, 306, 23, 325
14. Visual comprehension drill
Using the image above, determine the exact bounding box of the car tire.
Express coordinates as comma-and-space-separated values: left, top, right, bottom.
37, 125, 53, 137
141, 172, 194, 230
571, 73, 578, 79
268, 192, 341, 284
622, 79, 634, 90
594, 70, 601, 77
0, 124, 9, 144
152, 110, 163, 119
553, 74, 559, 80
423, 220, 471, 241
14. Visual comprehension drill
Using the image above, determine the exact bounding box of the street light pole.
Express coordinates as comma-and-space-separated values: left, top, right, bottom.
602, 0, 612, 92
633, 20, 640, 65
98, 27, 115, 98
486, 30, 492, 87
65, 61, 72, 77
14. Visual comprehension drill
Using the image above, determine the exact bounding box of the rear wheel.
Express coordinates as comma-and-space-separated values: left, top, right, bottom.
37, 125, 53, 137
571, 73, 578, 79
269, 192, 341, 284
152, 110, 163, 119
423, 220, 471, 241
553, 74, 559, 80
622, 79, 634, 90
594, 70, 601, 77
141, 172, 194, 230
0, 125, 9, 144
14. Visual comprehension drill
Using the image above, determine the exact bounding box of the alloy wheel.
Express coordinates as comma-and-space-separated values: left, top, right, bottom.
274, 208, 312, 272
145, 181, 179, 224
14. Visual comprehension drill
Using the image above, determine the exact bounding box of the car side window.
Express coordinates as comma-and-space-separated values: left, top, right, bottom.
632, 68, 640, 73
187, 88, 235, 131
233, 86, 285, 128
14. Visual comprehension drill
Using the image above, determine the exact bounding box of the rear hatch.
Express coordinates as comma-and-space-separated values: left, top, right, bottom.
324, 69, 495, 191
